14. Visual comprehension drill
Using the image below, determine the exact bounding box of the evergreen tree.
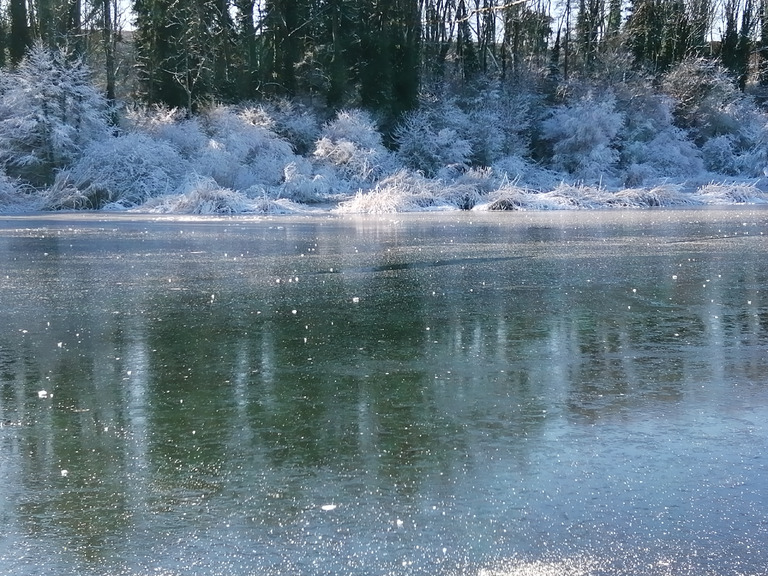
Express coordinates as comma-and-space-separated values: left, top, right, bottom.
233, 0, 257, 97
576, 0, 602, 69
9, 0, 32, 64
456, 0, 479, 79
0, 44, 109, 186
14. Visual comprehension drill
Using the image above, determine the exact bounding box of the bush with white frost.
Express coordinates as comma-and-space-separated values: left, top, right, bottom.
661, 59, 743, 143
124, 105, 207, 157
492, 156, 562, 191
279, 159, 337, 202
618, 92, 703, 184
45, 133, 189, 209
662, 59, 768, 177
0, 171, 31, 212
195, 106, 298, 191
394, 110, 472, 176
314, 109, 396, 184
145, 176, 254, 214
0, 44, 110, 187
337, 170, 445, 213
394, 90, 532, 177
264, 99, 321, 155
541, 93, 623, 182
694, 182, 767, 204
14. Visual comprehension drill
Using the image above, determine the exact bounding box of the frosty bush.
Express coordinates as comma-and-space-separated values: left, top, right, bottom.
694, 182, 767, 204
0, 44, 110, 187
541, 93, 623, 182
44, 133, 189, 209
314, 109, 396, 183
336, 170, 445, 213
463, 99, 510, 166
195, 105, 298, 190
394, 110, 472, 176
394, 89, 532, 176
147, 176, 253, 214
617, 91, 703, 184
492, 156, 563, 191
279, 159, 336, 202
661, 58, 768, 177
701, 136, 738, 175
124, 105, 207, 157
661, 59, 743, 142
124, 104, 300, 192
0, 171, 32, 212
264, 99, 321, 155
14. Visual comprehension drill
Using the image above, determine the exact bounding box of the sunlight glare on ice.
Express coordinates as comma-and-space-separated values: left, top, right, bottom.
478, 556, 599, 576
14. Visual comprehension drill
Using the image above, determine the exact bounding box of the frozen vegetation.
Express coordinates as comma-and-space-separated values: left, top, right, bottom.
2, 46, 768, 215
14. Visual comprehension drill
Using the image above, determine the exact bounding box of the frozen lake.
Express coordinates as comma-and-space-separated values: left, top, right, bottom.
1, 209, 767, 576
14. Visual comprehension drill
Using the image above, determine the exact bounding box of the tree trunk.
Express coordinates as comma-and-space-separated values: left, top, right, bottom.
103, 0, 116, 105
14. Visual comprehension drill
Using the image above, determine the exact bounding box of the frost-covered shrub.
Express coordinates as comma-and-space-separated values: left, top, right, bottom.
395, 89, 533, 175
0, 171, 33, 212
439, 167, 497, 209
661, 58, 768, 177
541, 93, 623, 181
265, 99, 321, 155
492, 156, 563, 191
0, 44, 110, 186
124, 105, 207, 157
702, 136, 738, 175
336, 170, 446, 213
731, 121, 768, 177
464, 104, 508, 166
617, 92, 703, 184
195, 105, 297, 190
694, 182, 768, 204
661, 59, 744, 142
279, 159, 337, 202
125, 104, 300, 192
662, 60, 768, 176
147, 176, 253, 214
44, 133, 189, 209
314, 109, 396, 183
394, 110, 472, 176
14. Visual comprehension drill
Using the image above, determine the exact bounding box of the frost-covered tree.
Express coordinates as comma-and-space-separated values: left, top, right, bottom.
394, 88, 534, 177
0, 44, 110, 187
660, 57, 768, 173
